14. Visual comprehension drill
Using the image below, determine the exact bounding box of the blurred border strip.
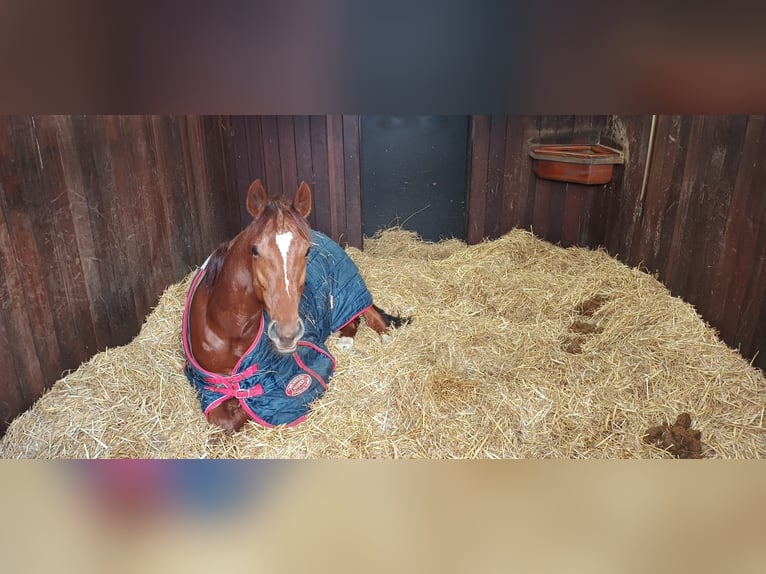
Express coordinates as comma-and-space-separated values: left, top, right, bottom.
1, 460, 765, 572
1, 1, 764, 113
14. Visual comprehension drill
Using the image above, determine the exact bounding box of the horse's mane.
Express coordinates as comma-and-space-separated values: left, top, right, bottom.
201, 241, 230, 291
201, 196, 311, 292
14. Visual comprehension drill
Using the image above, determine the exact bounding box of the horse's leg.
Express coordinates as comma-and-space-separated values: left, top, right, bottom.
336, 306, 409, 351
338, 318, 360, 338
364, 305, 411, 340
207, 398, 250, 434
361, 306, 388, 334
336, 318, 360, 352
361, 306, 393, 343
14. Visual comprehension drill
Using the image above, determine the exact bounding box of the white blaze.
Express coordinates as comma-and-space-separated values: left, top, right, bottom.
275, 231, 294, 296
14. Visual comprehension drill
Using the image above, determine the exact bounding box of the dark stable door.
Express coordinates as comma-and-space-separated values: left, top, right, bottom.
360, 116, 468, 241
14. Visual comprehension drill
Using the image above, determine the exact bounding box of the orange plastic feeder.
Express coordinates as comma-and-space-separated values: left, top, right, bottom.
529, 143, 624, 185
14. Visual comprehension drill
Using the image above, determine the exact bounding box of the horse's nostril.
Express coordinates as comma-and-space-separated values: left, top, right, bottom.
267, 318, 304, 346
267, 320, 279, 341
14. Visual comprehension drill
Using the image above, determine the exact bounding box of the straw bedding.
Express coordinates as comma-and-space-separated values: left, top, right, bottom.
2, 229, 764, 458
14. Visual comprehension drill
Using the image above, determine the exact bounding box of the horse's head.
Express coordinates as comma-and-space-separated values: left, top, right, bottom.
244, 179, 313, 354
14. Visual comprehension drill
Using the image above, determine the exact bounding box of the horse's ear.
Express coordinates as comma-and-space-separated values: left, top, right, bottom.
246, 179, 269, 218
293, 181, 312, 218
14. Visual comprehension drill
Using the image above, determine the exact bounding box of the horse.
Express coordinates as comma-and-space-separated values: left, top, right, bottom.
182, 179, 408, 434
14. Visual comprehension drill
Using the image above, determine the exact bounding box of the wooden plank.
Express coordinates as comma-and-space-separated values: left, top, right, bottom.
141, 115, 185, 287
25, 115, 85, 372
191, 117, 214, 264
571, 115, 604, 145
150, 116, 194, 279
547, 116, 574, 246
111, 116, 155, 321
546, 184, 566, 245
633, 115, 677, 269
484, 115, 507, 239
309, 116, 332, 237
582, 185, 608, 249
0, 200, 39, 393
38, 116, 99, 363
175, 115, 236, 269
561, 185, 585, 247
293, 115, 317, 229
53, 116, 112, 351
0, 124, 48, 401
277, 116, 298, 195
181, 116, 213, 266
4, 117, 76, 379
78, 116, 140, 345
260, 116, 282, 194
193, 116, 232, 262
710, 116, 766, 345
466, 115, 491, 244
69, 117, 126, 346
650, 116, 694, 276
500, 116, 535, 233
664, 116, 706, 295
683, 115, 748, 312
569, 116, 607, 247
576, 116, 614, 248
531, 116, 560, 241
604, 116, 651, 261
736, 203, 766, 362
240, 116, 265, 227
521, 117, 542, 231
116, 115, 158, 326
730, 213, 766, 363
342, 115, 363, 248
206, 116, 241, 240
325, 115, 346, 243
531, 177, 552, 240
0, 305, 25, 435
230, 116, 253, 228
669, 116, 725, 305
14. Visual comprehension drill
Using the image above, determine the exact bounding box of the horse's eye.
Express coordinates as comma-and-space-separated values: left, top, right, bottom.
251, 246, 259, 257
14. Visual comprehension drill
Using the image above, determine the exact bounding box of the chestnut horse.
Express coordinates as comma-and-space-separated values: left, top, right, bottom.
182, 179, 407, 433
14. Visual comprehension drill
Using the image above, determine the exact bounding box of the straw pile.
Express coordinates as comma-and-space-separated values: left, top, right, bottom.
2, 228, 764, 458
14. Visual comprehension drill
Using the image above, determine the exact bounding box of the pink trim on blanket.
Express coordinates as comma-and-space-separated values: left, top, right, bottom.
337, 303, 373, 332
232, 315, 265, 373
182, 265, 265, 379
203, 382, 264, 400
293, 352, 327, 390
297, 340, 337, 369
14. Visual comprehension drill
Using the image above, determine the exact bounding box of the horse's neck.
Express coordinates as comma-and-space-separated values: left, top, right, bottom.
207, 243, 263, 339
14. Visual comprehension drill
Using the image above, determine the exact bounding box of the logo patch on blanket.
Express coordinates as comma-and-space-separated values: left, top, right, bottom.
285, 373, 313, 397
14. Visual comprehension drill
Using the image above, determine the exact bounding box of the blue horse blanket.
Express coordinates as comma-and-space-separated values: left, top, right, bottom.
182, 231, 373, 427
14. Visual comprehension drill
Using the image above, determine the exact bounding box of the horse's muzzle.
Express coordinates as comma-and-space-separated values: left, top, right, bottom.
267, 317, 305, 354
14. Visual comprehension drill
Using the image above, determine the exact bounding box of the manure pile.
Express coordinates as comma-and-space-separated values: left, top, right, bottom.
2, 229, 764, 458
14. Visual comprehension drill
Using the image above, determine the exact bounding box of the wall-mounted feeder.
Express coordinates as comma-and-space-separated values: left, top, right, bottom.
528, 143, 624, 185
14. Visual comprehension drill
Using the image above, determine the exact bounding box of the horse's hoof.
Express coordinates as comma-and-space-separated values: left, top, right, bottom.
381, 333, 393, 345
337, 336, 355, 352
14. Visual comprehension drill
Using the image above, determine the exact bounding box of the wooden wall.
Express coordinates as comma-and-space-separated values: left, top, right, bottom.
0, 115, 239, 434
231, 115, 363, 248
467, 115, 766, 372
615, 116, 766, 366
3, 114, 763, 433
466, 115, 655, 248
